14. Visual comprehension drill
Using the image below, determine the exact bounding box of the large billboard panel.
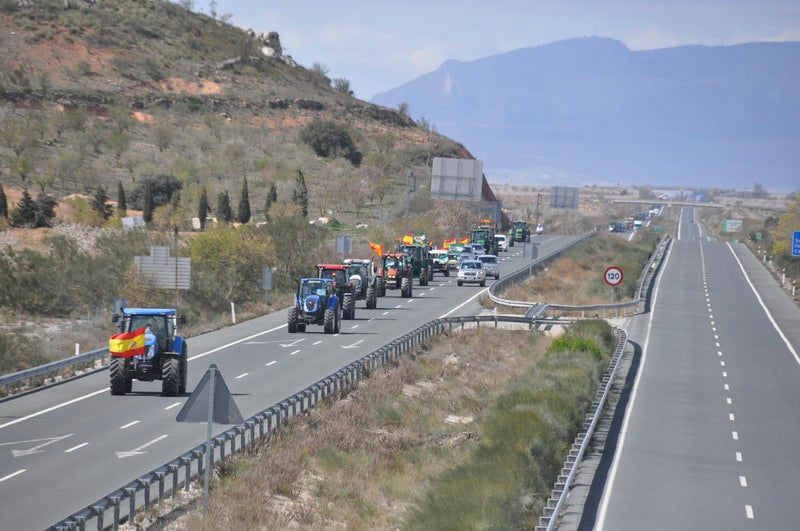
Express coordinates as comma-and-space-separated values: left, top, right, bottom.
431, 158, 483, 201
550, 186, 579, 209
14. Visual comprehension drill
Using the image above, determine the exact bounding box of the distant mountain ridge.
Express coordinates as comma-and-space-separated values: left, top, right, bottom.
372, 37, 800, 193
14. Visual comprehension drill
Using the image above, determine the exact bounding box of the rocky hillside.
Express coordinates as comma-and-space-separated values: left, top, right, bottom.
0, 0, 470, 233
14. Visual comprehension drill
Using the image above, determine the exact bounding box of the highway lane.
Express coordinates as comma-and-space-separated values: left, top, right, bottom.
593, 209, 800, 529
0, 234, 575, 530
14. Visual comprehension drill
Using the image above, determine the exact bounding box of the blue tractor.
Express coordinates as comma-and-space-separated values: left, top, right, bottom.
109, 308, 188, 396
288, 278, 341, 334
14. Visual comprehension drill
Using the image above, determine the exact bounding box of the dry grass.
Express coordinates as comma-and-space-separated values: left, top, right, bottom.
155, 327, 551, 530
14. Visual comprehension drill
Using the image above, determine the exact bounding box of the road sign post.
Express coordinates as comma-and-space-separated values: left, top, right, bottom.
604, 266, 623, 304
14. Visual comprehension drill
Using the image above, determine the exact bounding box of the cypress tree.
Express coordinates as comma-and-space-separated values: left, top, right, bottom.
264, 181, 277, 221
90, 186, 114, 220
237, 177, 251, 224
10, 189, 37, 227
142, 179, 154, 223
198, 187, 210, 230
0, 183, 7, 218
292, 169, 308, 217
117, 181, 127, 217
217, 191, 233, 223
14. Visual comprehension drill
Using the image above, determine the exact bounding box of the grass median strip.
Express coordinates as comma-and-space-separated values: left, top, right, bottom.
152, 320, 616, 529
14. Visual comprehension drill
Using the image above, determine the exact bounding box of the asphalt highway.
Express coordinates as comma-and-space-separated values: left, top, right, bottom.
0, 234, 575, 530
591, 208, 800, 530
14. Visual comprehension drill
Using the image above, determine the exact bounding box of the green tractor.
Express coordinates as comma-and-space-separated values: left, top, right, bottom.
510, 220, 530, 245
398, 243, 433, 286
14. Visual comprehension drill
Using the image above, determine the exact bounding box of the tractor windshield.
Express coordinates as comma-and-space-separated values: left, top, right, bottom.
302, 281, 327, 298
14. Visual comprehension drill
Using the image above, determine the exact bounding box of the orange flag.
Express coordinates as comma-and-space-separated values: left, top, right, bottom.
369, 242, 383, 256
109, 327, 147, 358
402, 234, 414, 245
459, 237, 469, 244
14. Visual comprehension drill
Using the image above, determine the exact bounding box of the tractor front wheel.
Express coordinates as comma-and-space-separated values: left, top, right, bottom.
162, 357, 180, 397
109, 357, 130, 396
179, 350, 188, 394
376, 277, 385, 297
324, 308, 336, 334
288, 306, 299, 333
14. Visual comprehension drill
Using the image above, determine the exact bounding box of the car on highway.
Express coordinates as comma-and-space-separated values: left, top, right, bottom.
457, 259, 486, 287
536, 224, 544, 235
476, 254, 500, 279
494, 234, 508, 252
428, 248, 450, 276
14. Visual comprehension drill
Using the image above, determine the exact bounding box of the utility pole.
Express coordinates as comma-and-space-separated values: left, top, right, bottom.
403, 170, 415, 235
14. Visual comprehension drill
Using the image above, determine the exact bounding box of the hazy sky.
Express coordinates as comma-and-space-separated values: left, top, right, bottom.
214, 1, 800, 100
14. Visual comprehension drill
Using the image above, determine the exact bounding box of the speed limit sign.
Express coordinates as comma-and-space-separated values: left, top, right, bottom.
604, 266, 623, 287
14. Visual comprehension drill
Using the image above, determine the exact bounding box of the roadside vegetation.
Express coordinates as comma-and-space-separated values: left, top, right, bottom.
498, 230, 661, 307
148, 320, 616, 530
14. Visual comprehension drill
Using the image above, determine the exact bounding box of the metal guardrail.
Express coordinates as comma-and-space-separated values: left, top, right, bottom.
48, 314, 544, 531
0, 347, 110, 397
490, 234, 672, 318
535, 327, 628, 531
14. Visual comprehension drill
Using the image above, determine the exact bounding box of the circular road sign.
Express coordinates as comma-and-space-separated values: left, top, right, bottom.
604, 266, 623, 287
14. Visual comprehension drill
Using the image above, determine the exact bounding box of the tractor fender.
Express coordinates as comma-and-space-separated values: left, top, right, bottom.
328, 294, 340, 309
171, 335, 187, 356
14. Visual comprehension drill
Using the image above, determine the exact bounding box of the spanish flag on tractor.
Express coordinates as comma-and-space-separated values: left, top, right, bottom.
459, 237, 469, 244
109, 327, 147, 358
443, 238, 456, 248
369, 242, 383, 256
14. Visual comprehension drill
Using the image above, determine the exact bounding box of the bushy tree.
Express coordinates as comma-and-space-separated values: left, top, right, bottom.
298, 119, 362, 166
129, 175, 182, 210
237, 178, 251, 224
189, 226, 272, 307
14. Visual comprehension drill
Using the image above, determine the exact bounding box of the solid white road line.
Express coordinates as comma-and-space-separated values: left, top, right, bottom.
727, 242, 800, 366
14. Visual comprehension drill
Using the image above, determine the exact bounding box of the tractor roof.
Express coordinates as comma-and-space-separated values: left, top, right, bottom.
300, 277, 332, 284
317, 264, 350, 270
383, 252, 407, 258
122, 308, 176, 316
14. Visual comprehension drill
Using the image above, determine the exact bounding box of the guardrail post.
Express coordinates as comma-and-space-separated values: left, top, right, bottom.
125, 486, 137, 524
168, 464, 179, 498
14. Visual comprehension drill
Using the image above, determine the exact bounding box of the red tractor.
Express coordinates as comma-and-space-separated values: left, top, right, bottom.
316, 263, 357, 319
379, 252, 413, 298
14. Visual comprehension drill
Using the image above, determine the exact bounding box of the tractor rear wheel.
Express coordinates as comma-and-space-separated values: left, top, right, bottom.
298, 323, 306, 332
109, 357, 129, 396
428, 267, 434, 281
343, 293, 355, 319
401, 277, 412, 298
366, 286, 376, 309
324, 308, 336, 333
288, 306, 299, 333
162, 357, 180, 397
419, 267, 428, 286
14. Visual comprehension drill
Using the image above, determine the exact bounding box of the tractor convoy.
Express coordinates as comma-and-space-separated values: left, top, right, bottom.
109, 217, 529, 396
